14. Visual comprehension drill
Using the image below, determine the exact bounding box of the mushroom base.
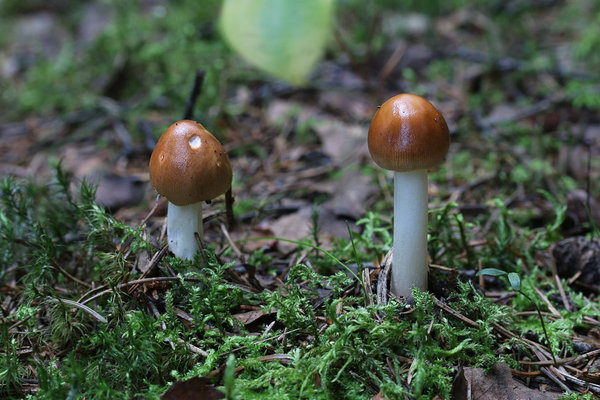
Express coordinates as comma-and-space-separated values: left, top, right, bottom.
167, 201, 203, 260
392, 169, 428, 297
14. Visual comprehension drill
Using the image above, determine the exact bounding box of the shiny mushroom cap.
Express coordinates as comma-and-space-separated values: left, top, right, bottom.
368, 93, 450, 172
149, 120, 232, 206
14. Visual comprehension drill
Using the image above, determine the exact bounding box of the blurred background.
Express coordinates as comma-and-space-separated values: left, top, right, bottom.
1, 0, 599, 240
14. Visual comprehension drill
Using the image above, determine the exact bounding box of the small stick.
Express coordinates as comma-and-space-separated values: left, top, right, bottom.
225, 188, 235, 227
567, 270, 583, 286
47, 298, 107, 323
428, 263, 455, 272
519, 348, 600, 367
182, 70, 206, 120
147, 298, 175, 350
80, 276, 203, 305
128, 245, 169, 293
177, 338, 209, 357
362, 268, 373, 306
147, 297, 209, 356
491, 322, 552, 353
433, 297, 480, 329
533, 286, 561, 317
554, 274, 571, 312
540, 366, 571, 393
515, 311, 557, 318
510, 369, 541, 378
140, 197, 161, 229
377, 42, 406, 91
53, 261, 91, 288
478, 259, 485, 289
376, 249, 392, 305
220, 223, 243, 259
194, 232, 208, 268
262, 321, 276, 338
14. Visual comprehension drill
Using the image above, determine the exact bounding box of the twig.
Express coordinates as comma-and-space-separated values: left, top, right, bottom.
147, 297, 175, 350
452, 46, 591, 80
47, 298, 108, 323
147, 296, 209, 356
520, 348, 600, 367
52, 261, 91, 288
527, 343, 569, 393
225, 188, 235, 227
128, 245, 169, 293
80, 276, 203, 305
182, 70, 206, 120
77, 245, 168, 303
377, 42, 406, 91
491, 322, 552, 353
554, 273, 572, 312
262, 320, 276, 338
519, 290, 558, 365
429, 263, 456, 272
377, 249, 392, 305
140, 198, 161, 229
220, 223, 243, 259
362, 268, 373, 306
176, 338, 209, 357
540, 366, 571, 393
532, 286, 561, 318
555, 368, 600, 395
515, 311, 558, 318
433, 297, 480, 329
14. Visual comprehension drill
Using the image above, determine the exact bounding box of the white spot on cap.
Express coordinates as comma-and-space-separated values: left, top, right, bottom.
189, 135, 201, 150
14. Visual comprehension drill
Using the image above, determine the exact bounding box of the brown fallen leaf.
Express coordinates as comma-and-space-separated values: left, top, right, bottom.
312, 118, 367, 163
269, 210, 313, 252
451, 363, 562, 400
553, 236, 600, 289
257, 354, 293, 365
161, 376, 224, 400
231, 309, 276, 325
94, 173, 146, 210
371, 389, 388, 400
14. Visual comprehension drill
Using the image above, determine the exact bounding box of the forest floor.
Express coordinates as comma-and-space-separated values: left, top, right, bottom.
1, 0, 600, 399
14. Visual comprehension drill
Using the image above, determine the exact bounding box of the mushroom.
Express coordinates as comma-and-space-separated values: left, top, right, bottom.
149, 120, 232, 260
368, 94, 449, 297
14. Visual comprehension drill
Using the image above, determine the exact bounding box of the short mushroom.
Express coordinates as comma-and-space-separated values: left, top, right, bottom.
368, 94, 449, 297
149, 120, 232, 260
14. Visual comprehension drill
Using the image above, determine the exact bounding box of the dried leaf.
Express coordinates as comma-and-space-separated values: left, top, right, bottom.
161, 377, 224, 400
451, 364, 562, 400
231, 309, 275, 325
94, 173, 146, 210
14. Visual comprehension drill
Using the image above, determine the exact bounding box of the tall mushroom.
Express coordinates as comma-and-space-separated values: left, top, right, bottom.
368, 94, 449, 297
149, 120, 232, 260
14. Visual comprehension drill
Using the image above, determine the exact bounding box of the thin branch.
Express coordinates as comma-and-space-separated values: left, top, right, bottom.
48, 298, 107, 323
182, 70, 206, 120
80, 276, 203, 305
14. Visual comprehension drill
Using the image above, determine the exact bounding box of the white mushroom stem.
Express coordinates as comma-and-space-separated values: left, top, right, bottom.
392, 169, 429, 297
167, 202, 203, 261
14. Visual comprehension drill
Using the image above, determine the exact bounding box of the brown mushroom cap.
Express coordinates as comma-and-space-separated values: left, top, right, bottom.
368, 94, 450, 172
149, 120, 232, 206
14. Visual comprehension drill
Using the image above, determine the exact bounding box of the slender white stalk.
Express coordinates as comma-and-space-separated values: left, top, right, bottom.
167, 202, 203, 260
392, 169, 429, 297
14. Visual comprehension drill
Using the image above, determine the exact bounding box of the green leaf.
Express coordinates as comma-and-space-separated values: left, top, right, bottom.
219, 0, 335, 85
224, 354, 236, 397
507, 272, 521, 291
477, 268, 507, 277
